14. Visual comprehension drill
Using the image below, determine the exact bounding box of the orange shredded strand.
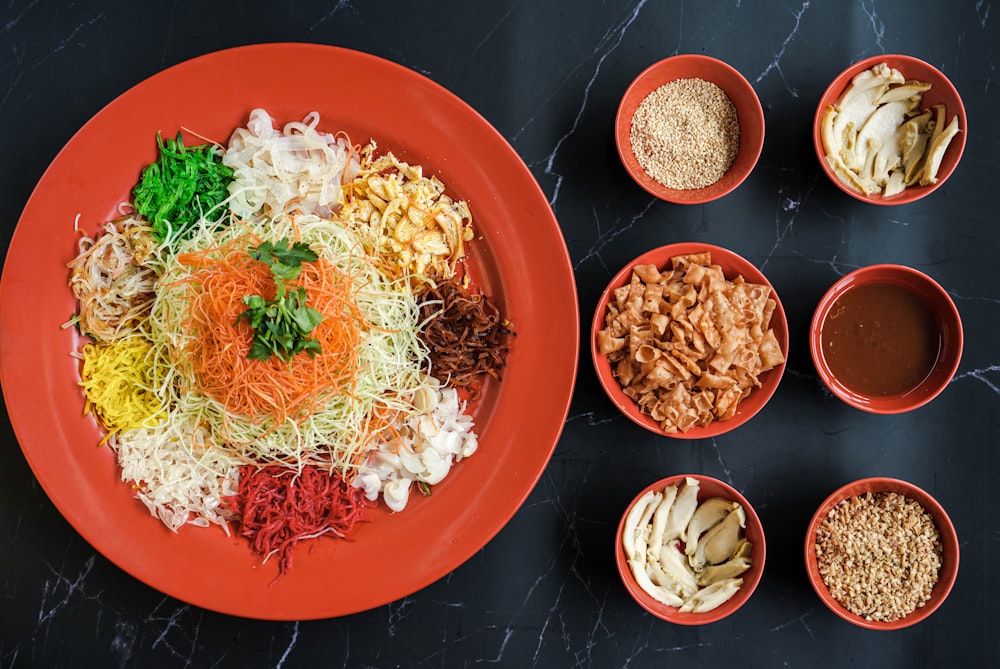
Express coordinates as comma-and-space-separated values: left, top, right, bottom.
173, 235, 365, 424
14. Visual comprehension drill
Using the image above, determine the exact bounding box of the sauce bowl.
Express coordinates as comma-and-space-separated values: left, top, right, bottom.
809, 264, 962, 413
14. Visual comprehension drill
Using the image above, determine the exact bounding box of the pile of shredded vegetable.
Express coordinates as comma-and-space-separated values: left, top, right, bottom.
172, 233, 364, 423
78, 337, 163, 438
133, 133, 234, 244
420, 274, 515, 398
66, 216, 157, 341
224, 465, 374, 577
67, 108, 514, 575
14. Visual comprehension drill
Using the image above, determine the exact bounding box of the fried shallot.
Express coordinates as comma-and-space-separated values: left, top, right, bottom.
418, 275, 514, 398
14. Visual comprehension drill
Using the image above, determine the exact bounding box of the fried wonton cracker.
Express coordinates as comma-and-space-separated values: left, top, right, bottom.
598, 254, 785, 433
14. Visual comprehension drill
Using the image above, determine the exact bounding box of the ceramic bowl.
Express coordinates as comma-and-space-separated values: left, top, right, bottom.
615, 474, 766, 624
592, 242, 788, 438
615, 54, 764, 204
804, 477, 959, 630
809, 264, 962, 414
813, 54, 967, 205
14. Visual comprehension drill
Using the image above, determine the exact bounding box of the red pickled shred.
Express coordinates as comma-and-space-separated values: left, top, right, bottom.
224, 464, 374, 577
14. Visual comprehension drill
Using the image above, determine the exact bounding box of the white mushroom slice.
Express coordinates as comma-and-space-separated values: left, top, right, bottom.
632, 491, 662, 561
647, 556, 697, 600
678, 578, 744, 613
870, 123, 908, 187
689, 504, 746, 571
646, 484, 679, 560
826, 153, 868, 194
851, 99, 915, 171
919, 115, 960, 186
695, 540, 753, 586
883, 170, 906, 197
702, 505, 746, 565
658, 540, 699, 598
820, 105, 842, 162
829, 66, 902, 168
622, 490, 658, 561
663, 477, 700, 542
875, 80, 932, 105
907, 104, 945, 185
900, 111, 933, 184
924, 103, 948, 147
628, 559, 685, 608
838, 64, 902, 107
857, 137, 880, 185
683, 497, 739, 557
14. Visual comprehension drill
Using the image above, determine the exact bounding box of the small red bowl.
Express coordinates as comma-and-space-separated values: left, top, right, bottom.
809, 264, 962, 414
592, 243, 788, 438
615, 54, 764, 204
814, 54, 967, 205
804, 477, 959, 630
616, 474, 766, 624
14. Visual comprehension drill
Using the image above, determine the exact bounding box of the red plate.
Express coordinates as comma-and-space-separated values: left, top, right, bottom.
0, 44, 579, 620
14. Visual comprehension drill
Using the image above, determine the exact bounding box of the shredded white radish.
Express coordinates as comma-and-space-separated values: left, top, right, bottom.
109, 416, 241, 532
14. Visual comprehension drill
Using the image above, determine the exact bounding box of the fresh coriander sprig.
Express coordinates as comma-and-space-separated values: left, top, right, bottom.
236, 238, 325, 362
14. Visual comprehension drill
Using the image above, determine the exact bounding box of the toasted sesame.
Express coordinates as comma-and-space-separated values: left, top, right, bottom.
629, 78, 740, 190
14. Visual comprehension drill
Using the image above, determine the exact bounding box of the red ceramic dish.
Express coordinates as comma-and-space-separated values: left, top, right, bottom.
810, 264, 962, 414
615, 54, 764, 204
804, 477, 959, 630
0, 44, 580, 620
813, 54, 967, 205
591, 242, 788, 438
615, 474, 766, 624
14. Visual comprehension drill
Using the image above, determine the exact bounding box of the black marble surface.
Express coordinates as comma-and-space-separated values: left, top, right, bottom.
1, 1, 996, 667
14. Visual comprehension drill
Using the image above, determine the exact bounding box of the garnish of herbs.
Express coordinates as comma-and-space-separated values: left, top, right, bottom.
236, 238, 325, 362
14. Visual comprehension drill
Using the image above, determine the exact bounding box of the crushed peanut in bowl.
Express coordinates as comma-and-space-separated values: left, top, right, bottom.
816, 492, 941, 622
805, 478, 960, 630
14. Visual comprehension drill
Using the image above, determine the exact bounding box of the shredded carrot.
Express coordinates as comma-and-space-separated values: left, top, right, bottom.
223, 464, 374, 577
173, 235, 365, 424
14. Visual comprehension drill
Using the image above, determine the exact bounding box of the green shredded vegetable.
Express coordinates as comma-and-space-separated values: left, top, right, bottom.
132, 132, 234, 244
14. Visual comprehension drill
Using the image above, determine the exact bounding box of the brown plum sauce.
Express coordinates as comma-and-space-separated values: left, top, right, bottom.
821, 283, 940, 396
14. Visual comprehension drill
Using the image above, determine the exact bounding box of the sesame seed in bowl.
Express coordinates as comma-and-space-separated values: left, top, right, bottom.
630, 78, 740, 191
615, 54, 764, 204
